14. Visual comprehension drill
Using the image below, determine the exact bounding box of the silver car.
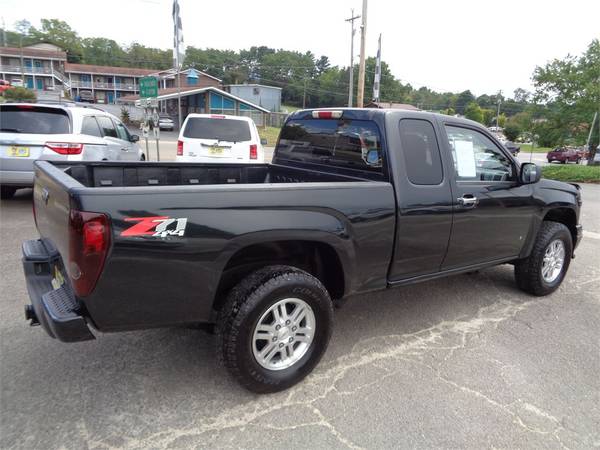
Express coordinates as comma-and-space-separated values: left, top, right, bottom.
0, 103, 143, 199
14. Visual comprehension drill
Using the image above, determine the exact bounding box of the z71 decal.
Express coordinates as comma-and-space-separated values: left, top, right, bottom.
121, 216, 188, 237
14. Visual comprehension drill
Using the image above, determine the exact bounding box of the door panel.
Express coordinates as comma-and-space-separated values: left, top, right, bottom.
441, 124, 537, 269
387, 116, 454, 281
113, 119, 137, 160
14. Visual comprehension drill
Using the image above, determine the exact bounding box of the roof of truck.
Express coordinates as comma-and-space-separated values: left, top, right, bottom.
289, 107, 484, 129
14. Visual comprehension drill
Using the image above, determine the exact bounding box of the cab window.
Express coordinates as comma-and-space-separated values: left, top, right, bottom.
114, 119, 131, 141
445, 125, 514, 182
96, 116, 118, 138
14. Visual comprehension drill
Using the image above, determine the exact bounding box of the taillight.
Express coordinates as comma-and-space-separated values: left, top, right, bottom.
312, 110, 343, 119
68, 210, 110, 297
177, 140, 184, 156
210, 114, 226, 119
249, 144, 258, 160
45, 142, 83, 155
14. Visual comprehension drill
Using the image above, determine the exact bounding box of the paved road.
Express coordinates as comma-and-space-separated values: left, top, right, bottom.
1, 185, 599, 449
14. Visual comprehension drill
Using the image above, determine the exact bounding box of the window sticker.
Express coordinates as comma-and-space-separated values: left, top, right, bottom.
454, 140, 476, 178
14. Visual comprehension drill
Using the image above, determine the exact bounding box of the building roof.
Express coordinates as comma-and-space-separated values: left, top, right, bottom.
366, 101, 420, 111
150, 68, 222, 83
0, 46, 67, 60
65, 63, 158, 77
119, 86, 270, 113
227, 83, 283, 91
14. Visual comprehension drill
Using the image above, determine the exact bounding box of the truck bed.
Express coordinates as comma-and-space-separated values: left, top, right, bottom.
31, 160, 396, 331
58, 161, 367, 188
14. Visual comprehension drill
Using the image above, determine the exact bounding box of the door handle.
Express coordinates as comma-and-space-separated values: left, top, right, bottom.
458, 195, 478, 207
120, 147, 128, 151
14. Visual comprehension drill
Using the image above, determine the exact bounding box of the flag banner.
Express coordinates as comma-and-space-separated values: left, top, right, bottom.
173, 0, 184, 69
373, 34, 382, 102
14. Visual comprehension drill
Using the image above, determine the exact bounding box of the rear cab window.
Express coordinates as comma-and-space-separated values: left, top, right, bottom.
276, 118, 384, 178
398, 119, 443, 185
183, 117, 251, 142
0, 105, 70, 134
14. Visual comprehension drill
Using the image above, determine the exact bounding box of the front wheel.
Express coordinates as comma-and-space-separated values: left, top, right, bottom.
514, 221, 572, 296
216, 265, 333, 393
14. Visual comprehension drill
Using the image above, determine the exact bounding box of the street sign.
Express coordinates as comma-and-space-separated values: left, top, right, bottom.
139, 76, 158, 98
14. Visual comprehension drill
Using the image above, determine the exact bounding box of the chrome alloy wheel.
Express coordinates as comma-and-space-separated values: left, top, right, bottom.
252, 298, 316, 371
542, 239, 565, 283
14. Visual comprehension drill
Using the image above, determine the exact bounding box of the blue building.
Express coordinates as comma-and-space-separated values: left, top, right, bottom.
227, 84, 282, 112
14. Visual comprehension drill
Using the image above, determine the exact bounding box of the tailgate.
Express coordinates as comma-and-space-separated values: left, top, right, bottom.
32, 162, 74, 263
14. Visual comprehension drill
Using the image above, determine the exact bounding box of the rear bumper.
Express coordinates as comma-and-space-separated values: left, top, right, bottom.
22, 239, 95, 342
0, 169, 34, 186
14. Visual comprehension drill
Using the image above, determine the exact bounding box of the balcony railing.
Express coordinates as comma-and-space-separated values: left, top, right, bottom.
70, 80, 137, 91
0, 64, 54, 74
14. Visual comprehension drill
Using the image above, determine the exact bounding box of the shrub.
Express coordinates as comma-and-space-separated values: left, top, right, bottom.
2, 87, 36, 102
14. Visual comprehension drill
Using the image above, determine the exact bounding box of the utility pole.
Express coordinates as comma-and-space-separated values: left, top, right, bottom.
345, 9, 360, 107
1, 17, 7, 47
495, 91, 502, 130
302, 77, 307, 109
356, 0, 368, 107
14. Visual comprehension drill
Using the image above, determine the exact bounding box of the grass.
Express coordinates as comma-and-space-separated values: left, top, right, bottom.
281, 104, 301, 113
519, 143, 553, 153
542, 165, 600, 183
258, 126, 281, 147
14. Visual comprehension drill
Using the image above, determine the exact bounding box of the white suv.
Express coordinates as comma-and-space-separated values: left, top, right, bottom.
176, 114, 265, 163
0, 103, 143, 199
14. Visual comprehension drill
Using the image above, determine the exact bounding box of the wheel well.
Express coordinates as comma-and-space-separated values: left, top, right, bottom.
213, 241, 345, 311
544, 208, 577, 244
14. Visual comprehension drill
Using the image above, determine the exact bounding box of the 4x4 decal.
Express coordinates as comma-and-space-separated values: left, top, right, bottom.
121, 216, 188, 237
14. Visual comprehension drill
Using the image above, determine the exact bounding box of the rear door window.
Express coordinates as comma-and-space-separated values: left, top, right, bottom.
277, 118, 383, 173
96, 116, 118, 138
0, 105, 70, 134
81, 116, 102, 137
398, 119, 443, 185
183, 118, 251, 142
113, 119, 131, 141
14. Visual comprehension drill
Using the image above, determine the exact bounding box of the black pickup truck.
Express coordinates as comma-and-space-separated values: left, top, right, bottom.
23, 108, 583, 393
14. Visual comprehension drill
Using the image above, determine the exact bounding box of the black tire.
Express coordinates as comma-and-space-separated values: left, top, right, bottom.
1, 186, 17, 199
216, 265, 333, 393
514, 221, 572, 296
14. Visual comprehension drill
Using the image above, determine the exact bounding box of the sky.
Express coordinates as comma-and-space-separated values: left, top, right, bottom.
3, 0, 599, 98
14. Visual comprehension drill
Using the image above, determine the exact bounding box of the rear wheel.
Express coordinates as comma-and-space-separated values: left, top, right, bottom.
0, 186, 17, 199
216, 265, 333, 393
514, 221, 572, 296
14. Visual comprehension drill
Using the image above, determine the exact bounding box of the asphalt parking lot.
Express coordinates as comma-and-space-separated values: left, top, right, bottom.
1, 184, 599, 449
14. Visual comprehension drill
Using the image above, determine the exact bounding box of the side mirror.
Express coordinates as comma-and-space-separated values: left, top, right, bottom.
520, 162, 541, 184
130, 134, 140, 143
260, 138, 268, 146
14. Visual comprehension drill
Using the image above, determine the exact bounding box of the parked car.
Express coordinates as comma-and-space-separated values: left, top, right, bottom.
22, 109, 582, 393
78, 90, 95, 103
0, 79, 12, 93
503, 141, 520, 156
0, 103, 142, 199
176, 114, 266, 163
546, 147, 581, 164
158, 113, 175, 131
10, 78, 24, 87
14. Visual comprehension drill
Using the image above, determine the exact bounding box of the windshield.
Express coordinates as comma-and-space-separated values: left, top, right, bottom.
0, 105, 70, 134
183, 117, 252, 142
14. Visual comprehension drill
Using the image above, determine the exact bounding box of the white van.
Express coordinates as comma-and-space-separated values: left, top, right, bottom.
176, 114, 265, 163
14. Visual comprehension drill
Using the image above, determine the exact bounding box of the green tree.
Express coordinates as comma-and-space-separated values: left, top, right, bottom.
532, 39, 600, 150
504, 123, 521, 141
28, 19, 83, 62
82, 38, 127, 66
464, 101, 484, 123
455, 90, 475, 115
